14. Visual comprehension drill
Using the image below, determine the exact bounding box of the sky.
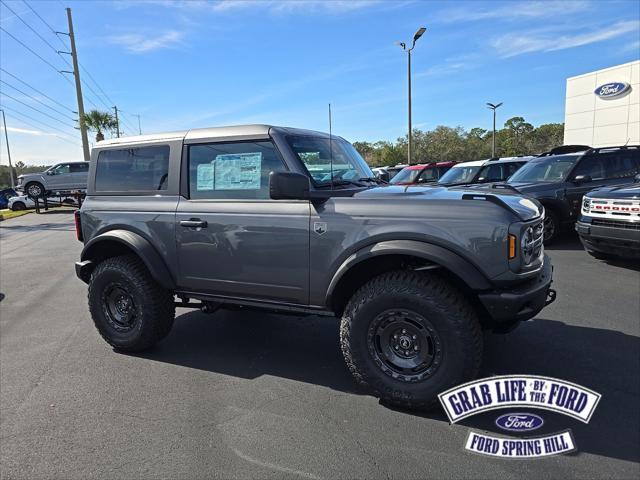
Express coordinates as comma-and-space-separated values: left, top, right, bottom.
1, 0, 639, 166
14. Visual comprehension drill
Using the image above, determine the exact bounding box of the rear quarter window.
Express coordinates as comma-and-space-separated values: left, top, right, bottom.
95, 145, 170, 192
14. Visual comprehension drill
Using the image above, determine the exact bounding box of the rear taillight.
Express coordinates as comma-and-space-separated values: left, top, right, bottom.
74, 210, 83, 242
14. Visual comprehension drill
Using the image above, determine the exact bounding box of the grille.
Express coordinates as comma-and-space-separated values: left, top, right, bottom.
592, 218, 640, 230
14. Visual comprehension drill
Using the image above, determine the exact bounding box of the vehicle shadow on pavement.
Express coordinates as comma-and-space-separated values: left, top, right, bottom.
139, 309, 363, 394
0, 222, 74, 232
139, 312, 638, 463
544, 232, 585, 251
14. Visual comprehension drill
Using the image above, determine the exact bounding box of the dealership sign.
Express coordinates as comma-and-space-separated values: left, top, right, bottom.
594, 82, 631, 98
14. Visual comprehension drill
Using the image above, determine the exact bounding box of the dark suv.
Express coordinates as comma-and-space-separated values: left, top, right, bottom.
502, 146, 640, 243
74, 124, 555, 409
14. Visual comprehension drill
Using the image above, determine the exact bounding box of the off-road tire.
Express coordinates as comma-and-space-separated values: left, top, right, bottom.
25, 182, 45, 199
11, 201, 26, 211
88, 254, 175, 352
339, 270, 482, 409
543, 210, 559, 244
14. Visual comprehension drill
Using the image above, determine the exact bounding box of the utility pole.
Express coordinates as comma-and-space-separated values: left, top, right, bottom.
1, 109, 17, 187
112, 106, 120, 138
396, 27, 426, 165
487, 102, 503, 158
66, 8, 90, 161
133, 114, 142, 135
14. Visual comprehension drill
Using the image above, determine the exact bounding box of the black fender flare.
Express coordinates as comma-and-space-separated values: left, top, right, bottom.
80, 229, 175, 290
325, 239, 492, 307
536, 197, 571, 220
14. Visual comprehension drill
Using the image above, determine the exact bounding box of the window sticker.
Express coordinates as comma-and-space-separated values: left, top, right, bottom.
196, 163, 214, 191
214, 152, 262, 190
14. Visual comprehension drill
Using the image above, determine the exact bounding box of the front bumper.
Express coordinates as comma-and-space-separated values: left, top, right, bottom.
478, 255, 555, 328
576, 220, 640, 257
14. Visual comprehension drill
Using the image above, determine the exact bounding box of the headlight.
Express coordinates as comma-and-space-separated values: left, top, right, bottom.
521, 227, 535, 264
583, 197, 591, 213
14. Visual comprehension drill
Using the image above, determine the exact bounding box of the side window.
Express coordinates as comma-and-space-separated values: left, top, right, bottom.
70, 163, 88, 173
480, 164, 503, 181
506, 162, 524, 178
53, 164, 70, 174
418, 167, 437, 182
188, 140, 287, 200
572, 156, 606, 180
605, 150, 640, 179
95, 145, 170, 192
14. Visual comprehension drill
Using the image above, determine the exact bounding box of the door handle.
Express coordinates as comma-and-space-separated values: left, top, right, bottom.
180, 219, 208, 228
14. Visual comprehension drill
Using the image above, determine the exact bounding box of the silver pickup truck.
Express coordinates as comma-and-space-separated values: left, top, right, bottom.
74, 124, 555, 409
17, 161, 89, 197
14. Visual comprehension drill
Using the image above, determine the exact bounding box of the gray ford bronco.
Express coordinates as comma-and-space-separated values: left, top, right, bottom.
75, 125, 555, 408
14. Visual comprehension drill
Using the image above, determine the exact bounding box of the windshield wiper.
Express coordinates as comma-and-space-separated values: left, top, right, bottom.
316, 179, 368, 189
359, 176, 387, 185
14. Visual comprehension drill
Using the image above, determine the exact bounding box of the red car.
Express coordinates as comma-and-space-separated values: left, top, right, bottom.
389, 161, 456, 185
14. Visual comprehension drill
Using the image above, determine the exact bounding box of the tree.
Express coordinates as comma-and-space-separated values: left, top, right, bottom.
82, 109, 117, 142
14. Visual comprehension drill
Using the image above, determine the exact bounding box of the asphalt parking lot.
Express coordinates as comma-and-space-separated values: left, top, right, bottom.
1, 211, 638, 480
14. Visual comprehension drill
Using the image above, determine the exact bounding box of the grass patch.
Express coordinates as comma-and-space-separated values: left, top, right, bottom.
0, 208, 33, 221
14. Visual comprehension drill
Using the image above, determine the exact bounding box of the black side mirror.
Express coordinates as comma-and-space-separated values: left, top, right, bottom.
46, 170, 54, 176
269, 171, 310, 200
573, 174, 592, 184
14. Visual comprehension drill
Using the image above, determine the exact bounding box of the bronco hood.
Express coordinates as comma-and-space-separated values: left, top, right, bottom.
352, 185, 543, 221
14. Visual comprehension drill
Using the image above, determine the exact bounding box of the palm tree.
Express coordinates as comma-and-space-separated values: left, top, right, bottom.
82, 109, 117, 142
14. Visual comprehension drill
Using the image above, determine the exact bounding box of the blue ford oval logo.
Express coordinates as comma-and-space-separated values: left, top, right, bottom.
594, 82, 631, 98
495, 413, 544, 432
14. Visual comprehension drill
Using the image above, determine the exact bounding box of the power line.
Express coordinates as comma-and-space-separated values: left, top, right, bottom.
0, 26, 73, 86
0, 67, 75, 113
18, 0, 114, 108
22, 0, 67, 49
0, 104, 81, 145
0, 79, 77, 121
1, 91, 76, 127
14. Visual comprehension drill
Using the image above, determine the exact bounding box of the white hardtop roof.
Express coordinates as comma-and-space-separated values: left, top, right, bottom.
95, 124, 332, 147
451, 159, 490, 168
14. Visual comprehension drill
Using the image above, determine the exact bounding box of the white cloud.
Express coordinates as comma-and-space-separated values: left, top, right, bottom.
491, 20, 640, 58
438, 0, 590, 23
108, 30, 184, 53
135, 0, 381, 14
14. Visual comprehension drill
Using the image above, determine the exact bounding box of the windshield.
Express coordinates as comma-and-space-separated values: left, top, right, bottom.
286, 136, 373, 185
390, 167, 423, 184
438, 165, 482, 185
508, 155, 579, 183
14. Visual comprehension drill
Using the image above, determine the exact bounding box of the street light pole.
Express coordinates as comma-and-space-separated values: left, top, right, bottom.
397, 27, 426, 165
486, 102, 503, 158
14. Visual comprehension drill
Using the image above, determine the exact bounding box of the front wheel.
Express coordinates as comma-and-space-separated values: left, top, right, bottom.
340, 270, 482, 409
88, 255, 175, 352
543, 210, 559, 244
11, 201, 26, 211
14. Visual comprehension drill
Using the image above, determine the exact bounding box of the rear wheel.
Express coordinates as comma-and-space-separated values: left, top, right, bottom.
340, 270, 482, 409
11, 201, 26, 211
25, 182, 45, 198
88, 254, 175, 352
